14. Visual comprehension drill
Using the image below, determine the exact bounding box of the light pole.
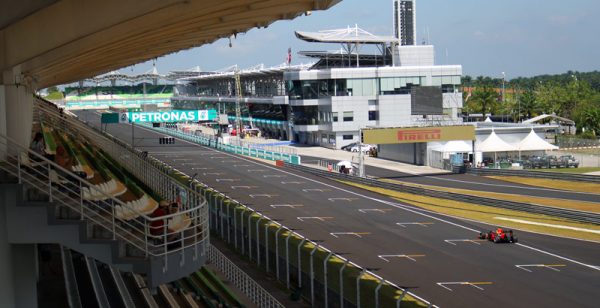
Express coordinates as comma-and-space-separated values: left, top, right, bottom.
501, 71, 506, 104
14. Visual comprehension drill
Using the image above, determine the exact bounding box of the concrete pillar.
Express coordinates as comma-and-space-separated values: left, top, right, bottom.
0, 187, 17, 308
0, 85, 7, 160
2, 82, 34, 149
12, 244, 38, 308
0, 189, 38, 308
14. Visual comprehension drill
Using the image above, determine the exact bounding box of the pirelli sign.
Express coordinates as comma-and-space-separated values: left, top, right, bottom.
363, 126, 475, 144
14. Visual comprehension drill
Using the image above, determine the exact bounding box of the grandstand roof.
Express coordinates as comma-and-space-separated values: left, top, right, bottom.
182, 63, 313, 81
1, 0, 341, 88
295, 25, 398, 44
522, 114, 575, 125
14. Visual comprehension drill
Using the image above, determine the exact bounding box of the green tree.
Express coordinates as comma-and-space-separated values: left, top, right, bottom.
469, 85, 498, 116
518, 89, 539, 120
44, 86, 64, 100
579, 107, 600, 136
536, 79, 593, 119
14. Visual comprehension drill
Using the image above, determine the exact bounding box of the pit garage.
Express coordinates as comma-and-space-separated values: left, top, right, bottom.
363, 125, 476, 166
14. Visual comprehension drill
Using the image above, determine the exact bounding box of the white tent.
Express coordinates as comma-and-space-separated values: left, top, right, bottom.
477, 130, 516, 168
439, 140, 473, 153
517, 129, 559, 151
478, 131, 517, 152
484, 117, 493, 123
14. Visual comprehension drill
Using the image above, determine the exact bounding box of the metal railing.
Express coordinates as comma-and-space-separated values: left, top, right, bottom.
22, 101, 209, 261
557, 135, 600, 149
207, 244, 285, 308
139, 122, 302, 164
468, 167, 600, 183
203, 183, 435, 308
0, 133, 205, 259
286, 163, 600, 225
228, 137, 297, 155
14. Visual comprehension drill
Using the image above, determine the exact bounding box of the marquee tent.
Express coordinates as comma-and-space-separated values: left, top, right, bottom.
516, 129, 559, 151
477, 130, 516, 167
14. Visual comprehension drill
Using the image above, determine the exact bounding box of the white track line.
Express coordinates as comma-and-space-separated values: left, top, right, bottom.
133, 124, 600, 272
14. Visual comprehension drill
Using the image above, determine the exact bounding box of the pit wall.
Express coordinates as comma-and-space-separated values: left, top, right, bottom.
138, 123, 302, 165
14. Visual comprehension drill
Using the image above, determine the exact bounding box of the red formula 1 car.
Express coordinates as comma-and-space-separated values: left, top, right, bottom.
479, 228, 518, 243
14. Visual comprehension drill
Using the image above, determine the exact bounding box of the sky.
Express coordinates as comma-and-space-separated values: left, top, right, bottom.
125, 0, 600, 80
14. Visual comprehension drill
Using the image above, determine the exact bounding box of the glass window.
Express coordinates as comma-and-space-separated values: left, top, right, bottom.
346, 78, 377, 96
343, 111, 354, 122
368, 110, 378, 121
335, 79, 347, 96
333, 112, 339, 122
292, 106, 319, 125
318, 80, 329, 97
301, 81, 319, 99
343, 135, 353, 140
329, 135, 336, 144
322, 134, 328, 144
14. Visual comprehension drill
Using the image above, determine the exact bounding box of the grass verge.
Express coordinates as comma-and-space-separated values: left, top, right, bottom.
536, 167, 600, 174
381, 179, 600, 213
486, 176, 600, 194
340, 180, 600, 242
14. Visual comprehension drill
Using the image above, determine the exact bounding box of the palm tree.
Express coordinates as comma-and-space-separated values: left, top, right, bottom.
471, 85, 498, 116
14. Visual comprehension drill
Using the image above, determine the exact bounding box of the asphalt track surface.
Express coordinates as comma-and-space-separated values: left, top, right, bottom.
301, 155, 600, 203
77, 111, 600, 308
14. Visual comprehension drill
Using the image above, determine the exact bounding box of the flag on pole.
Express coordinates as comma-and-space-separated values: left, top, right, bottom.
286, 47, 292, 65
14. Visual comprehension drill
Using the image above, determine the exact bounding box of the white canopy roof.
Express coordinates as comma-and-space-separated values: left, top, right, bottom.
517, 129, 559, 151
478, 131, 517, 152
295, 25, 398, 44
438, 140, 473, 152
484, 117, 493, 123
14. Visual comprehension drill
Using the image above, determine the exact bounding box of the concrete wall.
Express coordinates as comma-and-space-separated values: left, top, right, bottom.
378, 95, 412, 127
0, 186, 38, 308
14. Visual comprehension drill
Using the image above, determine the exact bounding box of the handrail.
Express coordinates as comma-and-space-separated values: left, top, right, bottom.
34, 99, 204, 204
0, 132, 145, 218
207, 244, 284, 308
2, 103, 209, 258
35, 101, 207, 211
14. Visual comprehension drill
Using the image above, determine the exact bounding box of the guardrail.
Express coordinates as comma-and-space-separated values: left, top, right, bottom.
207, 244, 285, 308
285, 164, 600, 225
138, 123, 302, 165
467, 168, 600, 183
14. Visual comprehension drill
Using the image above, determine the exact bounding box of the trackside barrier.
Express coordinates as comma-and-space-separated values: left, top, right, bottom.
207, 244, 285, 308
137, 123, 302, 165
200, 184, 435, 308
468, 168, 600, 183
285, 163, 600, 226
